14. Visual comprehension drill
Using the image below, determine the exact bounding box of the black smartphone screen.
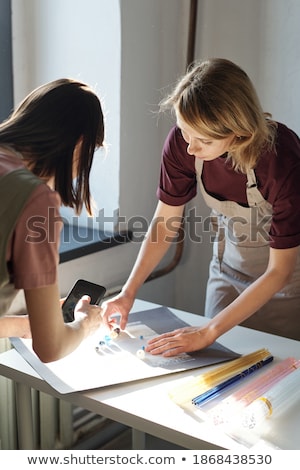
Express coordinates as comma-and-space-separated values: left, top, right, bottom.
62, 279, 106, 323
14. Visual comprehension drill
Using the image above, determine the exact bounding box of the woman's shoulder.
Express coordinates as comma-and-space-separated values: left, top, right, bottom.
257, 121, 300, 204
163, 125, 185, 152
260, 121, 300, 171
275, 121, 300, 150
163, 125, 195, 172
0, 148, 24, 176
25, 183, 61, 211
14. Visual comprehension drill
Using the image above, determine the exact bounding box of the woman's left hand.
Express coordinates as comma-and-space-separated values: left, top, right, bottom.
0, 315, 32, 339
20, 316, 32, 338
145, 326, 214, 357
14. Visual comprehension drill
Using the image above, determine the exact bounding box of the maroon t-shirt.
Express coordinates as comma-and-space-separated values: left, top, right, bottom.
157, 123, 300, 249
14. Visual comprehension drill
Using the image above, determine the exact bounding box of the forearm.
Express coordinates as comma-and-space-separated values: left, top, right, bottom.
31, 313, 99, 363
25, 286, 102, 362
123, 222, 177, 298
208, 268, 291, 340
0, 315, 31, 338
44, 321, 87, 360
145, 248, 299, 357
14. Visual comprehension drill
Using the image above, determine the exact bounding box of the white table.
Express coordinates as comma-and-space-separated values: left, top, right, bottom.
1, 299, 300, 450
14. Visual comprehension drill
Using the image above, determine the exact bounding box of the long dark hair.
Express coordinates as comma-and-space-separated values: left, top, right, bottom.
0, 78, 104, 214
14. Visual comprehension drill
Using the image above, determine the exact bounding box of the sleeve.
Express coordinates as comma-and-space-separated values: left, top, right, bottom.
156, 126, 198, 206
268, 125, 300, 249
11, 184, 63, 289
269, 166, 300, 249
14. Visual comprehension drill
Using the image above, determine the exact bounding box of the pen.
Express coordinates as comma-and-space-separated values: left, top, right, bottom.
192, 355, 274, 407
169, 348, 272, 405
209, 357, 300, 425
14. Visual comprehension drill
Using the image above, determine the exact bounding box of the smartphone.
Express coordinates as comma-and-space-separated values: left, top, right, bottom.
62, 279, 106, 323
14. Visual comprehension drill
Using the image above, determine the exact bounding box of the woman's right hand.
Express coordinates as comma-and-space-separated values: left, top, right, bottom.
73, 295, 103, 337
101, 290, 135, 331
26, 285, 103, 362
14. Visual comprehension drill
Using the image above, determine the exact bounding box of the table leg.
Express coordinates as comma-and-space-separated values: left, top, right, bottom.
15, 382, 35, 449
132, 428, 146, 449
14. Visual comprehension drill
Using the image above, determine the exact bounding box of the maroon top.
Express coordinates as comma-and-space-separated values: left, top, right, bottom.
157, 123, 300, 249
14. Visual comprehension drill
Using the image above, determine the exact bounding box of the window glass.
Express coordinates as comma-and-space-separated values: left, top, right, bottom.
11, 0, 120, 233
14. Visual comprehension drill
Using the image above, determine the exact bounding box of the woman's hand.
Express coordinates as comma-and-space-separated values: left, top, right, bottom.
19, 316, 32, 338
101, 290, 134, 331
73, 295, 103, 337
25, 285, 104, 362
145, 325, 215, 357
0, 315, 32, 339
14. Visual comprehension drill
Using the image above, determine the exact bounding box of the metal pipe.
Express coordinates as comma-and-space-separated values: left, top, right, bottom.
187, 0, 198, 67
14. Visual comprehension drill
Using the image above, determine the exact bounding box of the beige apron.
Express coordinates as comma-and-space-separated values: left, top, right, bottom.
0, 167, 42, 315
195, 158, 300, 340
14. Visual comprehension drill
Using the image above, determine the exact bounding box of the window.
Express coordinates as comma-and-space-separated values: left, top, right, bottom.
11, 0, 121, 234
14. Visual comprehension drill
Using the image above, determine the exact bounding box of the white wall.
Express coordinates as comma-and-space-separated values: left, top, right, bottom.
257, 0, 300, 133
194, 0, 300, 134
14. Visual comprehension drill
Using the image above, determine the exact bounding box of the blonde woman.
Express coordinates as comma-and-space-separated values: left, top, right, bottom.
103, 58, 300, 355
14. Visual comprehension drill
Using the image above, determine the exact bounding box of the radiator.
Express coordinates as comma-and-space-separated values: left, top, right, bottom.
0, 337, 129, 450
0, 338, 17, 449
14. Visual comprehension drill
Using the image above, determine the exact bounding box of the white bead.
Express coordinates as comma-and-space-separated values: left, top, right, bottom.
136, 349, 146, 359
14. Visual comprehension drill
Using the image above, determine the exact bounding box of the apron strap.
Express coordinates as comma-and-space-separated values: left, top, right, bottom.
246, 169, 267, 207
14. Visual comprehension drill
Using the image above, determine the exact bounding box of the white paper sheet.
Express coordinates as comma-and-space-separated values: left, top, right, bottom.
10, 307, 239, 394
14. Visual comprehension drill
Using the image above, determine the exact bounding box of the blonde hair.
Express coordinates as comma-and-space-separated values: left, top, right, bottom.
160, 58, 277, 172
